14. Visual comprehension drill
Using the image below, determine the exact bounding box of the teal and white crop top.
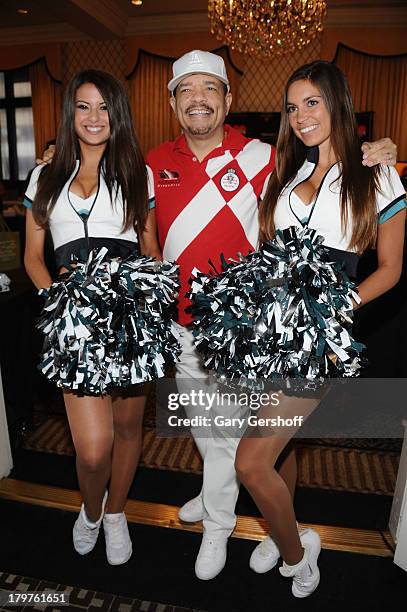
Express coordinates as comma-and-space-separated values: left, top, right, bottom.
24, 162, 155, 267
273, 162, 406, 252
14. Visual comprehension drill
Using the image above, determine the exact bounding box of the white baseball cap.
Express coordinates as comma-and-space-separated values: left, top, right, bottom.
168, 50, 230, 93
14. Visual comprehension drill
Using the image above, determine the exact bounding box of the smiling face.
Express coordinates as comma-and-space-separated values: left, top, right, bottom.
74, 82, 110, 147
169, 73, 232, 140
286, 79, 332, 152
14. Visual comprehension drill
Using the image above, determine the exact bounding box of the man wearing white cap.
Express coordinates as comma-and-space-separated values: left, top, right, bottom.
146, 49, 397, 580
147, 50, 277, 580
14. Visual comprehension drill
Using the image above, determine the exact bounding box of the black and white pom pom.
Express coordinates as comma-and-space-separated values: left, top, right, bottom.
187, 226, 364, 390
38, 247, 180, 395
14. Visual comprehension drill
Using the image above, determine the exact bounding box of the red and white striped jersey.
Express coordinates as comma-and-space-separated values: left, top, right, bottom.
147, 125, 275, 325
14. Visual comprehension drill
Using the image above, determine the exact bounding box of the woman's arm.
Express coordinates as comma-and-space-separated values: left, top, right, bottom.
356, 209, 406, 308
24, 210, 52, 289
139, 209, 162, 260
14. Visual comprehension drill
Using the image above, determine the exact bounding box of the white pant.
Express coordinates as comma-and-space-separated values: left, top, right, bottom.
174, 323, 247, 537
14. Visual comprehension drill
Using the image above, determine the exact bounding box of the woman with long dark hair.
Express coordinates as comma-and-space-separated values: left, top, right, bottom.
233, 61, 406, 597
24, 70, 179, 565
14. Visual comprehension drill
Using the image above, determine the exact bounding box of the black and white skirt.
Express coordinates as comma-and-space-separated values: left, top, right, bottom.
37, 247, 181, 395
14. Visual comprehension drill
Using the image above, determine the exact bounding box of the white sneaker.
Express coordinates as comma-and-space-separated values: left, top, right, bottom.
250, 523, 301, 573
279, 528, 321, 598
178, 493, 204, 522
103, 512, 133, 565
249, 535, 280, 573
73, 491, 108, 555
195, 533, 228, 580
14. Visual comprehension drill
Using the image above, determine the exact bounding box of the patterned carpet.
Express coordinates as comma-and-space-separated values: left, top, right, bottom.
23, 415, 399, 496
0, 571, 205, 612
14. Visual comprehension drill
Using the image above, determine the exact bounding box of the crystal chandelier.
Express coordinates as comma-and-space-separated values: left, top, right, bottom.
208, 0, 327, 58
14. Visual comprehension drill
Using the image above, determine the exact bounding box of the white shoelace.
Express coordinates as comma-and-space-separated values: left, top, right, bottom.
105, 517, 126, 546
77, 516, 99, 542
256, 537, 278, 557
293, 562, 313, 587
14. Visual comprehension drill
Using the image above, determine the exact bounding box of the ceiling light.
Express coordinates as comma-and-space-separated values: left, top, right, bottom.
17, 8, 29, 14
131, 0, 143, 5
208, 0, 327, 58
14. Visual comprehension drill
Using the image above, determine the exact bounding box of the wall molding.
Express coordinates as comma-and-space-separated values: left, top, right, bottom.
0, 24, 89, 45
125, 12, 209, 35
0, 6, 406, 45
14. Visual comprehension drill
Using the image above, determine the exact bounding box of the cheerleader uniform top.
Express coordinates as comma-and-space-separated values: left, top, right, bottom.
266, 157, 406, 278
24, 162, 155, 269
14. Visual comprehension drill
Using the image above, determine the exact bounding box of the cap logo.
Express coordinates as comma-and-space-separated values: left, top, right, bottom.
190, 52, 204, 66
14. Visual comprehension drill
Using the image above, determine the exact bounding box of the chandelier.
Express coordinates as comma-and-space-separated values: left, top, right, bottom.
208, 1, 327, 58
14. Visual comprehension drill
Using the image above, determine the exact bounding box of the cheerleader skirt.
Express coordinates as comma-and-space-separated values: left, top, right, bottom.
37, 247, 181, 395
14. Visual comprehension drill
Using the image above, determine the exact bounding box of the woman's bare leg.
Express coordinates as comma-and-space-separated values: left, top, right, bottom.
277, 446, 297, 500
64, 392, 113, 522
106, 385, 148, 514
236, 394, 320, 564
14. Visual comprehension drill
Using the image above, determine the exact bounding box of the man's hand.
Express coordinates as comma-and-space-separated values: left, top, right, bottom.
36, 144, 55, 165
361, 138, 397, 167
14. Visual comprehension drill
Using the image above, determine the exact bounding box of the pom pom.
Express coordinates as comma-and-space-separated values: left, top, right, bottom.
37, 247, 181, 395
188, 226, 365, 390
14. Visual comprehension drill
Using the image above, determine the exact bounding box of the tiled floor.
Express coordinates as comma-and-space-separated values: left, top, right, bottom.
0, 572, 206, 612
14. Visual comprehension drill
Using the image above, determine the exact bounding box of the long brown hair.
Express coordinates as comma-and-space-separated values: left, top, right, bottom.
260, 61, 381, 253
33, 69, 148, 231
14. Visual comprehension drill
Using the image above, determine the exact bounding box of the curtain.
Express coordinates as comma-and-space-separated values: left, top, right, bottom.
127, 47, 243, 154
334, 44, 407, 160
29, 59, 62, 159
128, 51, 180, 155
0, 44, 61, 81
